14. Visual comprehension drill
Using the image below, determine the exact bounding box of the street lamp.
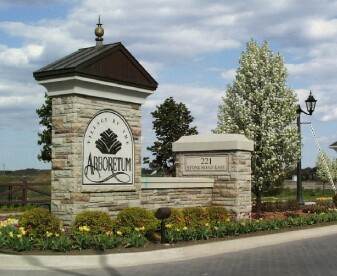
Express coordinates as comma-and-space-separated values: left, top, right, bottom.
296, 91, 317, 206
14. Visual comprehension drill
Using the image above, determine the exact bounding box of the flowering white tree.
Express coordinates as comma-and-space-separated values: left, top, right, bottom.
214, 40, 300, 209
316, 152, 337, 185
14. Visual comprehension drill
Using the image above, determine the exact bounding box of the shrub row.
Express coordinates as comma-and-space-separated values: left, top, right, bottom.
0, 206, 229, 252
165, 211, 337, 243
252, 199, 300, 212
1, 205, 337, 252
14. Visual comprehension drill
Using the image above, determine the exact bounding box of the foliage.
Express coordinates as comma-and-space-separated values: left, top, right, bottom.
3, 204, 337, 252
71, 210, 113, 236
46, 235, 73, 252
183, 207, 209, 228
302, 205, 329, 214
263, 176, 286, 196
260, 188, 335, 202
316, 152, 337, 184
92, 234, 123, 251
145, 97, 198, 175
165, 225, 198, 243
6, 234, 33, 252
333, 194, 337, 208
302, 196, 336, 214
252, 199, 300, 212
0, 219, 33, 251
165, 210, 337, 244
164, 208, 185, 229
0, 204, 36, 214
36, 92, 52, 162
73, 232, 94, 250
316, 197, 334, 210
19, 208, 60, 238
213, 40, 300, 209
112, 207, 159, 236
206, 206, 229, 226
125, 232, 148, 248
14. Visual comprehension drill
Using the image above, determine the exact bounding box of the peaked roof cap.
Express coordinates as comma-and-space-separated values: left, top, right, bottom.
33, 42, 157, 91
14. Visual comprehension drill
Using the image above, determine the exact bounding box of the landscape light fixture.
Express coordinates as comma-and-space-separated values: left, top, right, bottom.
154, 207, 171, 244
296, 91, 317, 206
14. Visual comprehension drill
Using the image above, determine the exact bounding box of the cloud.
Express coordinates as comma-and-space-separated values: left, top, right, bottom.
142, 83, 224, 135
1, 0, 337, 169
0, 0, 69, 6
220, 69, 236, 81
0, 44, 44, 67
306, 18, 337, 40
0, 81, 44, 129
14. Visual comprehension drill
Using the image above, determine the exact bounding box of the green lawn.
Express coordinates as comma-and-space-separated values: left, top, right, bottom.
258, 188, 335, 202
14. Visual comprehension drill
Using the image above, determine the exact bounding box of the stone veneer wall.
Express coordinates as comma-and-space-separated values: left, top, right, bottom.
212, 151, 252, 213
51, 96, 252, 223
140, 177, 214, 210
51, 94, 142, 224
174, 150, 252, 213
172, 134, 253, 214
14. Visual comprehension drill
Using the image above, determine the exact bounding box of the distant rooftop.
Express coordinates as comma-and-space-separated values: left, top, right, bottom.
329, 141, 337, 153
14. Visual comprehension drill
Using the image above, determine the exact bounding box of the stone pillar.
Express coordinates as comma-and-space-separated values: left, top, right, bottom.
34, 43, 157, 224
173, 134, 254, 213
50, 95, 142, 224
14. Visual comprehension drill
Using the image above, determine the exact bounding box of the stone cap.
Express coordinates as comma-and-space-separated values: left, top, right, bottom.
172, 134, 254, 152
141, 177, 214, 189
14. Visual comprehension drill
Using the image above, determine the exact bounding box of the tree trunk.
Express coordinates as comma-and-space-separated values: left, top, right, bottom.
255, 191, 262, 213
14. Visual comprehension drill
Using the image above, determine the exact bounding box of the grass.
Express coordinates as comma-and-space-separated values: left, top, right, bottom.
0, 204, 37, 214
0, 171, 51, 211
259, 188, 335, 202
0, 170, 51, 183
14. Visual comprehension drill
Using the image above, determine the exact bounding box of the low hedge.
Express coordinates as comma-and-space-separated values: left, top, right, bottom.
1, 206, 337, 252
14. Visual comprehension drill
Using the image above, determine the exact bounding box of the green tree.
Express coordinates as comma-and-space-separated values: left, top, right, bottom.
36, 93, 52, 162
316, 152, 337, 190
145, 97, 198, 175
214, 40, 300, 210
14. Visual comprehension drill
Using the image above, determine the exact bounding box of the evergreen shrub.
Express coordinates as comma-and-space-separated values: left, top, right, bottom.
183, 207, 209, 228
71, 210, 113, 236
112, 207, 158, 236
164, 208, 185, 229
19, 208, 60, 238
206, 206, 229, 225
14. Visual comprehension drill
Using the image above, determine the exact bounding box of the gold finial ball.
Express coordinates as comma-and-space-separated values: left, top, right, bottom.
95, 25, 104, 38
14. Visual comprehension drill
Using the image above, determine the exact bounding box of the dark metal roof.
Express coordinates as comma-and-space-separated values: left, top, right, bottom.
33, 43, 158, 91
329, 141, 337, 148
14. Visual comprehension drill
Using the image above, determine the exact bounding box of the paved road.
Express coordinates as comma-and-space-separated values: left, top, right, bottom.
117, 234, 337, 276
1, 229, 337, 276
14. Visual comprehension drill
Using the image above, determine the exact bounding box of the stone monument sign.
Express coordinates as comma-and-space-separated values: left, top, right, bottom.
33, 20, 253, 224
33, 21, 157, 224
83, 110, 134, 185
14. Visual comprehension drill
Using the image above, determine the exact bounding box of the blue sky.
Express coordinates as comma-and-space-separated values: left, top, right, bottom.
0, 0, 336, 171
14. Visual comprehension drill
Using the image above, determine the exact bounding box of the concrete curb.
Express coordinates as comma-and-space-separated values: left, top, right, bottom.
2, 225, 337, 271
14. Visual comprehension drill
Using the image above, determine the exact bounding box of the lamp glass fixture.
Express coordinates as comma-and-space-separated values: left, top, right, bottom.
305, 91, 317, 115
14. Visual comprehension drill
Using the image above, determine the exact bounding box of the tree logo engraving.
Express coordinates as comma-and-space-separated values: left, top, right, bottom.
83, 110, 134, 185
95, 128, 122, 154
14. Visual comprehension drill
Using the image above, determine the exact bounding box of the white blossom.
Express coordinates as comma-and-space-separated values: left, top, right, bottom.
214, 40, 300, 199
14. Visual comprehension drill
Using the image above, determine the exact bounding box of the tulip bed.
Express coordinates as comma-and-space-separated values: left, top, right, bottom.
0, 198, 337, 253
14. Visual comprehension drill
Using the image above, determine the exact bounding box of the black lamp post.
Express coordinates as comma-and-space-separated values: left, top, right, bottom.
296, 91, 317, 205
